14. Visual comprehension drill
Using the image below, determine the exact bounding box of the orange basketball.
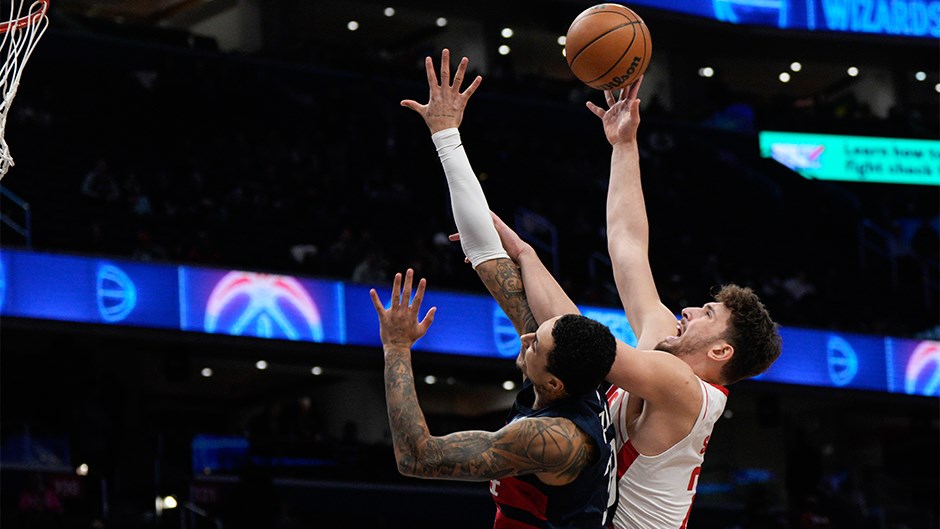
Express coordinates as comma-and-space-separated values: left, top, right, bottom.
565, 3, 652, 91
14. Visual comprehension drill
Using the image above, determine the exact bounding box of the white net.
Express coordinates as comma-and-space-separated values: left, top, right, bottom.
0, 0, 48, 180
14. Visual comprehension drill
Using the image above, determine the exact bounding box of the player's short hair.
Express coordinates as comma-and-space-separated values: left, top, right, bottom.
547, 314, 617, 396
715, 284, 782, 384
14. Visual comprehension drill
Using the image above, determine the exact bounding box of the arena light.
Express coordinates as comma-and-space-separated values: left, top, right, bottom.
557, 35, 566, 45
502, 380, 516, 391
790, 61, 802, 72
501, 27, 514, 38
155, 495, 178, 513
200, 367, 213, 378
346, 20, 359, 31
383, 7, 395, 17
424, 375, 437, 385
914, 71, 926, 81
847, 66, 859, 77
778, 72, 791, 83
255, 360, 268, 370
311, 366, 323, 375
498, 45, 510, 55
698, 67, 714, 78
435, 17, 447, 27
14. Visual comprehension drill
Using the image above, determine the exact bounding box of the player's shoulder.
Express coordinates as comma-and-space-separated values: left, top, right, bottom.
503, 416, 597, 464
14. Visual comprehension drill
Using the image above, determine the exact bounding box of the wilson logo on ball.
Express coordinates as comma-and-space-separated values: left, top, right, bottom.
598, 56, 642, 90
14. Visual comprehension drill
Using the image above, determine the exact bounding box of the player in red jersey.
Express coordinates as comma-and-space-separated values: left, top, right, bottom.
435, 65, 782, 528
479, 78, 783, 529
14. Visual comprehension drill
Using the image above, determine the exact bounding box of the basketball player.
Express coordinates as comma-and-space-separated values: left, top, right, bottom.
410, 49, 782, 528
579, 79, 780, 528
384, 48, 619, 528
372, 270, 617, 529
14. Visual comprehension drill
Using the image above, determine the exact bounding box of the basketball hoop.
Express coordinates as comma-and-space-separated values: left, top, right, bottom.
0, 0, 48, 180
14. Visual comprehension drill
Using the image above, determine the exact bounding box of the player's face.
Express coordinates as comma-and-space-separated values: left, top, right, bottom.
656, 302, 731, 357
517, 316, 560, 391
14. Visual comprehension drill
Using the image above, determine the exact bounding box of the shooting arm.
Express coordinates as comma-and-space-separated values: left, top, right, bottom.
607, 142, 676, 347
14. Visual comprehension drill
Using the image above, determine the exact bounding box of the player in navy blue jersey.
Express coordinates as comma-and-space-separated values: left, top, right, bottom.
372, 269, 617, 528
374, 48, 620, 528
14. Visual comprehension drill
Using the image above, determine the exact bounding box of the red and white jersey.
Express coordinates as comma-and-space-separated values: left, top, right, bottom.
605, 379, 728, 529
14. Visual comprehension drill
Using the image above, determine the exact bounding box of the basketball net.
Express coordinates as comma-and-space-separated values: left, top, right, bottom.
0, 0, 48, 180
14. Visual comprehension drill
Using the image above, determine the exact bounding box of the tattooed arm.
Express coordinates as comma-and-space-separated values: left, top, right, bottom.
474, 258, 538, 336
386, 354, 594, 484
372, 269, 593, 484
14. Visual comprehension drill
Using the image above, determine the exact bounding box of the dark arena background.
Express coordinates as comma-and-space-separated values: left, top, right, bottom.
0, 1, 938, 528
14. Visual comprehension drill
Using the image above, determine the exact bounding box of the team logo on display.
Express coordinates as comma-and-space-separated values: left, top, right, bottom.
770, 143, 825, 171
905, 341, 940, 396
96, 264, 137, 322
826, 335, 858, 387
204, 272, 324, 342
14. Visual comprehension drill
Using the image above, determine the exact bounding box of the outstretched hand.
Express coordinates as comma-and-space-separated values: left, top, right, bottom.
370, 269, 437, 351
401, 48, 483, 134
585, 75, 643, 146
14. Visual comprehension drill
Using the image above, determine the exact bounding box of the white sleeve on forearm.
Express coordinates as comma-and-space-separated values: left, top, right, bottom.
431, 127, 509, 269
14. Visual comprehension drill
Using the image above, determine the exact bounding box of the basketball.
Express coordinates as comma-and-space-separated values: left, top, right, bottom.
565, 3, 652, 91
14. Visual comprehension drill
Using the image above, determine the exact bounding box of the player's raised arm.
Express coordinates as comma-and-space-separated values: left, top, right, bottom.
586, 78, 677, 349
402, 49, 539, 336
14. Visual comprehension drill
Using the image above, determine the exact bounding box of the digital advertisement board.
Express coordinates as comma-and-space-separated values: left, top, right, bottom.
759, 131, 940, 185
1, 248, 937, 397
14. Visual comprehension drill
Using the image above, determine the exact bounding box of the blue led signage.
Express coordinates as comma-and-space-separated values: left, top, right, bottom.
626, 0, 940, 38
0, 248, 936, 397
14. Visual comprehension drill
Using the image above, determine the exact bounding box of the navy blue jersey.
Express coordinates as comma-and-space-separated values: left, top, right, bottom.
490, 381, 618, 529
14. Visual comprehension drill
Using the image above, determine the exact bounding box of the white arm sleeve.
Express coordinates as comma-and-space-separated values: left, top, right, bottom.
431, 128, 510, 269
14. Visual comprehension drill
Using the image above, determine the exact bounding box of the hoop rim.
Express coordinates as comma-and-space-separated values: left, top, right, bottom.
0, 0, 49, 34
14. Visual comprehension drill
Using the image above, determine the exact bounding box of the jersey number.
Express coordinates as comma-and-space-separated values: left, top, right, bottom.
680, 466, 701, 529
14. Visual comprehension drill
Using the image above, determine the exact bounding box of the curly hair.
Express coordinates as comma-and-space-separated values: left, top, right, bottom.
715, 284, 782, 384
546, 314, 617, 396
